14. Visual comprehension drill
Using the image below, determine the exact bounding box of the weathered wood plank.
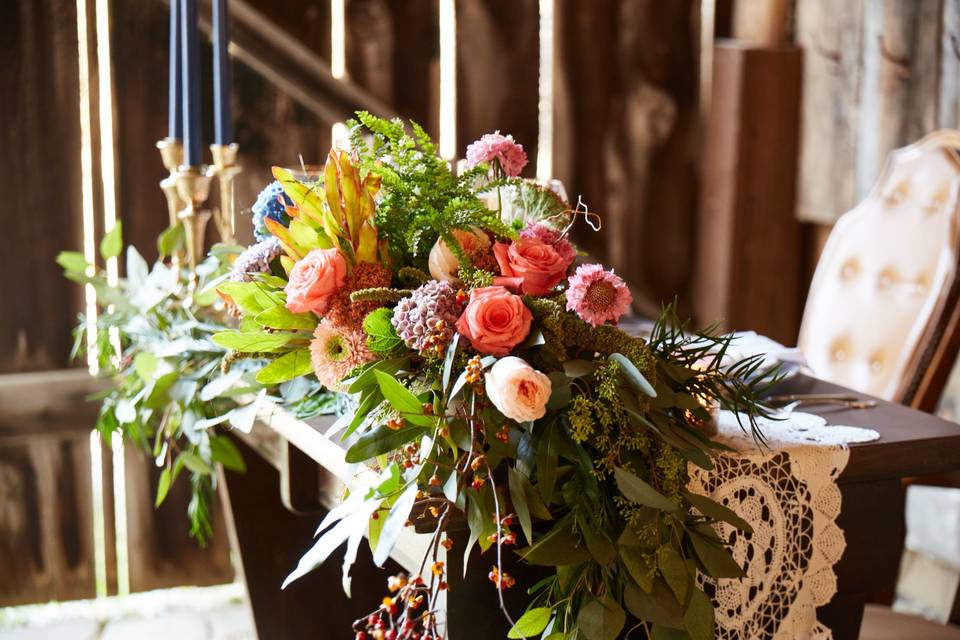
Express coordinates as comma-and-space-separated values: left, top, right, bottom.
693, 41, 804, 344
856, 0, 942, 200
554, 0, 698, 308
0, 0, 85, 373
0, 434, 96, 606
455, 0, 540, 171
795, 0, 864, 224
123, 445, 234, 593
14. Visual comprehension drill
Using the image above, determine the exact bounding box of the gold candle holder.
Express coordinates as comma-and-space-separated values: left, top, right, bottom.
174, 165, 213, 289
156, 138, 186, 228
208, 143, 241, 246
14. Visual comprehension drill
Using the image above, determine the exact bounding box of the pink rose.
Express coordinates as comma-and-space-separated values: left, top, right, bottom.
284, 248, 347, 315
493, 238, 573, 295
485, 357, 552, 423
455, 286, 532, 356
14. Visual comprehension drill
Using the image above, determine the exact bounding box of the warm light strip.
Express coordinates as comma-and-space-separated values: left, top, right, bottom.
112, 437, 130, 595
438, 0, 457, 161
699, 0, 716, 121
332, 121, 350, 150
76, 0, 99, 375
331, 0, 346, 79
536, 0, 554, 181
95, 0, 118, 287
89, 431, 108, 597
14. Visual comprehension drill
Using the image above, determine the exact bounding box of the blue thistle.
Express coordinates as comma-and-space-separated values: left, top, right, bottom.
251, 181, 293, 240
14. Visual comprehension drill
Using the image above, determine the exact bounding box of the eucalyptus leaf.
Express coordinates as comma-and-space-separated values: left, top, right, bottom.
658, 546, 689, 604
507, 607, 552, 639
577, 596, 625, 640
210, 435, 246, 472
613, 467, 678, 512
683, 589, 715, 640
345, 424, 427, 463
155, 467, 172, 507
682, 491, 753, 533
623, 579, 684, 630
212, 331, 297, 352
255, 306, 317, 331
689, 528, 745, 578
256, 349, 314, 384
157, 222, 185, 257
100, 222, 123, 260
373, 370, 435, 426
609, 352, 657, 397
372, 483, 418, 566
56, 251, 89, 273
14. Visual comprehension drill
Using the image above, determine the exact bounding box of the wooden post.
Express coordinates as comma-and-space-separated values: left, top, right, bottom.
693, 40, 803, 344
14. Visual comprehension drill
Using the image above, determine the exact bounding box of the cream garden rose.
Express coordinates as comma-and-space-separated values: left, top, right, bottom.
427, 227, 491, 284
485, 356, 552, 423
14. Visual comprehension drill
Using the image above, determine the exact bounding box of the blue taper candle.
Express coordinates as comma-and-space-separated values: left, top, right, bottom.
212, 0, 233, 144
181, 0, 203, 166
167, 0, 182, 139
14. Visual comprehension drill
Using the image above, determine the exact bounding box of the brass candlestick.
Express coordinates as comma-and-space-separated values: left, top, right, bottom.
174, 165, 213, 290
156, 138, 186, 228
208, 143, 241, 246
157, 138, 187, 267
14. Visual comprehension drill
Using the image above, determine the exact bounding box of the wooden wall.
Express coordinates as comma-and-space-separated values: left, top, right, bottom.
796, 0, 960, 225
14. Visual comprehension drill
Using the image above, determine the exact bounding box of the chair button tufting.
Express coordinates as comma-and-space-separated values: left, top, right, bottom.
877, 267, 898, 290
830, 337, 850, 362
869, 353, 885, 374
840, 258, 860, 281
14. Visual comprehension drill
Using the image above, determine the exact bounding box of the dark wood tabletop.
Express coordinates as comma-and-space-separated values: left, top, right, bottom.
776, 374, 960, 482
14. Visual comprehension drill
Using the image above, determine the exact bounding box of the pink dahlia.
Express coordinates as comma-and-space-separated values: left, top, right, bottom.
309, 319, 375, 391
465, 131, 528, 177
520, 223, 577, 265
565, 264, 632, 327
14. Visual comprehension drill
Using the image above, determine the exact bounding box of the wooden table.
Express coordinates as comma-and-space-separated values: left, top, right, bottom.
220, 374, 960, 639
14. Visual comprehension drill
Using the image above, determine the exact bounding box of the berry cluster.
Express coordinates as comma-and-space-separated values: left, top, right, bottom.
487, 512, 517, 547
353, 573, 440, 640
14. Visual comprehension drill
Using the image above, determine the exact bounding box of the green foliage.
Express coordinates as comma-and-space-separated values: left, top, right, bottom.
60, 240, 336, 545
362, 307, 405, 355
348, 111, 517, 267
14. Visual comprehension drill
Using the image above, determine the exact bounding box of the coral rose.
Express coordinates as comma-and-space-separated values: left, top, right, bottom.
455, 286, 532, 356
284, 248, 347, 315
485, 357, 552, 423
428, 227, 491, 284
493, 238, 573, 295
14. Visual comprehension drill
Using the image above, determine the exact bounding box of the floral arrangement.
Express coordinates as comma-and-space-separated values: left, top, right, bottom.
212, 113, 776, 640
62, 112, 777, 640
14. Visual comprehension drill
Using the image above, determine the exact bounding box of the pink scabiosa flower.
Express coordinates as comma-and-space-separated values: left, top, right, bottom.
465, 131, 528, 177
309, 319, 375, 390
565, 264, 632, 327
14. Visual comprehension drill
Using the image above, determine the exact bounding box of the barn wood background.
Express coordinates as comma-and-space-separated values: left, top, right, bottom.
4, 0, 960, 607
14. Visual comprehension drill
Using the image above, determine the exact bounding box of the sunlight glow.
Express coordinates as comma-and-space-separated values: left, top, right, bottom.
95, 0, 118, 288
331, 0, 346, 79
90, 430, 107, 597
439, 0, 457, 161
536, 0, 554, 181
76, 0, 99, 375
112, 436, 130, 596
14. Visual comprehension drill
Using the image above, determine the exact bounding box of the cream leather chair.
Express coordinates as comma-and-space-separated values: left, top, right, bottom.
799, 131, 960, 405
798, 132, 960, 638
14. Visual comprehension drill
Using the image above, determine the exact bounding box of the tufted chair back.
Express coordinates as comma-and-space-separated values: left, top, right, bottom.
799, 132, 960, 403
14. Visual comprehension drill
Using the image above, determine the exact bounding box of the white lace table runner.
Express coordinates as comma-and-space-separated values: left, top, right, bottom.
687, 410, 880, 640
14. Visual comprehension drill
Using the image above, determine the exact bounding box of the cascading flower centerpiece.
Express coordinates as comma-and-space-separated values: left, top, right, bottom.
212, 112, 779, 640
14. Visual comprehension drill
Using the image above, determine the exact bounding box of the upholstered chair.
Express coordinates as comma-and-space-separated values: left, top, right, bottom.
799, 131, 960, 406
797, 131, 960, 638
